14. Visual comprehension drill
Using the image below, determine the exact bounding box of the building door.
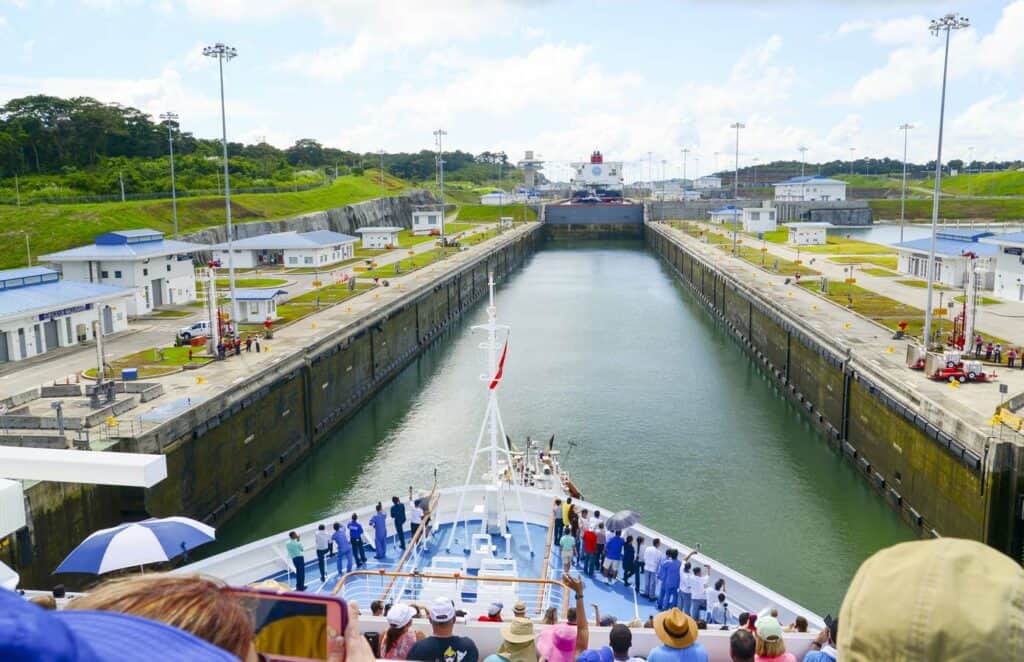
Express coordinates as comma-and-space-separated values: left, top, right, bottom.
151, 279, 164, 307
0, 332, 9, 363
33, 324, 42, 354
102, 306, 114, 334
17, 328, 26, 358
44, 319, 59, 350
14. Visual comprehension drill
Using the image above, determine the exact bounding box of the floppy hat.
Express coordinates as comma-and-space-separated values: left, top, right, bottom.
0, 588, 236, 661
513, 600, 528, 617
429, 597, 456, 624
838, 538, 1024, 661
489, 601, 504, 616
387, 603, 416, 628
501, 617, 538, 644
536, 622, 577, 662
757, 616, 783, 641
653, 607, 698, 649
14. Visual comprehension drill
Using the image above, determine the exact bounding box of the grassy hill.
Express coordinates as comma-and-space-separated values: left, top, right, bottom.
456, 204, 537, 222
869, 197, 1024, 221
939, 170, 1024, 196
0, 171, 411, 270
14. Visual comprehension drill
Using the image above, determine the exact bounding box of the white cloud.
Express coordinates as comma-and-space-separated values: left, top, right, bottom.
0, 15, 7, 28
950, 94, 1024, 157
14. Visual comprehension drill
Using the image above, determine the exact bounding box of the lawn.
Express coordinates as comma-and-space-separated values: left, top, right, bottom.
212, 277, 288, 288
362, 248, 447, 279
282, 257, 363, 273
896, 279, 953, 291
0, 172, 414, 270
456, 204, 537, 222
939, 171, 1024, 196
862, 268, 898, 277
799, 236, 894, 255
800, 281, 925, 336
673, 223, 817, 277
830, 256, 898, 270
84, 346, 211, 378
144, 309, 193, 318
952, 294, 1001, 306
869, 198, 1024, 222
241, 283, 376, 329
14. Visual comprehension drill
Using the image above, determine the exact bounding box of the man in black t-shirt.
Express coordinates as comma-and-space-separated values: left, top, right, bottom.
390, 496, 407, 550
408, 597, 478, 662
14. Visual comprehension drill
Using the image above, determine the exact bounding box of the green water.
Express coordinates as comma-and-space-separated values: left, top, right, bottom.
212, 240, 912, 615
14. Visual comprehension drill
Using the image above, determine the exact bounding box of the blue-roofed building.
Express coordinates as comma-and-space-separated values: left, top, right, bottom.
981, 231, 1024, 302
774, 175, 847, 202
39, 229, 205, 316
708, 205, 741, 224
894, 229, 997, 289
225, 288, 288, 324
0, 267, 132, 363
210, 230, 357, 269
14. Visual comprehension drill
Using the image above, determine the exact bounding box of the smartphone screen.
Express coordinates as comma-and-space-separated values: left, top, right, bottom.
234, 590, 345, 661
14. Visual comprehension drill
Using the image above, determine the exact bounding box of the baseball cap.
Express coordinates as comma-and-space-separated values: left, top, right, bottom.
0, 588, 236, 661
756, 616, 783, 641
488, 601, 504, 616
429, 597, 456, 624
387, 603, 416, 628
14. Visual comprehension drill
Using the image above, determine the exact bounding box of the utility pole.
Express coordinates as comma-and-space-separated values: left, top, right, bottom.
378, 149, 385, 222
899, 123, 913, 243
647, 151, 653, 197
681, 147, 689, 188
204, 42, 241, 327
160, 112, 180, 238
14, 174, 20, 206
731, 122, 745, 200
849, 147, 855, 176
433, 129, 447, 243
798, 146, 808, 177
752, 157, 759, 188
118, 171, 126, 202
923, 12, 970, 349
23, 232, 30, 266
967, 146, 974, 196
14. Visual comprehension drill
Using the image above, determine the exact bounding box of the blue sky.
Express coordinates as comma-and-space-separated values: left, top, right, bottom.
1, 1, 1022, 181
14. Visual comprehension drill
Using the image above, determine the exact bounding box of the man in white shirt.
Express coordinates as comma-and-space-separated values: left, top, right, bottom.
314, 523, 331, 583
689, 564, 711, 620
642, 538, 664, 600
408, 487, 425, 540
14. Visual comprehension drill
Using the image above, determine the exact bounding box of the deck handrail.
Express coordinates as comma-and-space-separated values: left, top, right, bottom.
334, 569, 569, 590
536, 504, 556, 615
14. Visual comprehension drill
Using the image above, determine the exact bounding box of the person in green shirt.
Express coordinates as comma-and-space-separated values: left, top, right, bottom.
559, 531, 576, 575
286, 531, 306, 591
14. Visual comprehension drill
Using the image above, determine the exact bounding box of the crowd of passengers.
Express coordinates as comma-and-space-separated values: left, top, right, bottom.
4, 536, 1021, 661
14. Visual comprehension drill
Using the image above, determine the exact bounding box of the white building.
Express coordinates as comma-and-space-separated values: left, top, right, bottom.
212, 230, 357, 269
742, 202, 778, 233
0, 267, 132, 364
355, 227, 402, 250
895, 230, 997, 289
412, 207, 444, 236
774, 176, 847, 202
227, 288, 288, 324
39, 229, 202, 317
479, 191, 515, 206
708, 206, 742, 224
785, 222, 831, 245
694, 176, 722, 190
981, 231, 1024, 301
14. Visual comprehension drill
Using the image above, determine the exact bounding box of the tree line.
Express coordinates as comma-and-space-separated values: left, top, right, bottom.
0, 95, 521, 199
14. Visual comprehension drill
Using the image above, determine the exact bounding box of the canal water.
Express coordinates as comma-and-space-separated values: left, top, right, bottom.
212, 239, 912, 615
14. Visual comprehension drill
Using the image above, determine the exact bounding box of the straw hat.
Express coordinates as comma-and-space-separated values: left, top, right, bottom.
501, 618, 538, 644
653, 608, 698, 649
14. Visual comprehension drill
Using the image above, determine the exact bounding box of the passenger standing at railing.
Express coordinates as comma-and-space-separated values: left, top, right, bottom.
391, 496, 408, 551
621, 535, 636, 587
371, 503, 388, 560
657, 549, 681, 610
315, 524, 331, 583
409, 487, 424, 539
332, 521, 355, 576
633, 536, 646, 594
286, 531, 306, 592
559, 528, 576, 575
349, 513, 368, 567
553, 498, 564, 543
643, 539, 664, 600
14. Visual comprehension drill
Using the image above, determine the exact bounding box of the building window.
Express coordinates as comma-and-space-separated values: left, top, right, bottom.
249, 303, 259, 315
288, 256, 298, 265
319, 254, 327, 263
114, 270, 122, 279
304, 256, 313, 265
166, 264, 172, 272
101, 270, 109, 278
143, 268, 148, 276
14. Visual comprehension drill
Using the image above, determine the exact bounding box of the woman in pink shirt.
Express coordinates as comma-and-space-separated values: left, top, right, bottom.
754, 617, 797, 662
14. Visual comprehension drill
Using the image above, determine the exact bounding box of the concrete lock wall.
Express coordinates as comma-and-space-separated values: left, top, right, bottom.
9, 227, 542, 590
645, 223, 1024, 561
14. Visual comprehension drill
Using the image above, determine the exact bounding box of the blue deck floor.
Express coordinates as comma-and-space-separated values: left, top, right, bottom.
262, 520, 672, 622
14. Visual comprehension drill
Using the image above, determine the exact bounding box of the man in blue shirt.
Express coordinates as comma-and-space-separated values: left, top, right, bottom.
603, 530, 625, 583
647, 607, 708, 662
348, 513, 367, 567
370, 503, 388, 560
657, 549, 681, 610
331, 521, 354, 577
390, 496, 407, 550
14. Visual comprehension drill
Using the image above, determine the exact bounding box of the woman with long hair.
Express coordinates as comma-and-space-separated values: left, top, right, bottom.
380, 603, 423, 659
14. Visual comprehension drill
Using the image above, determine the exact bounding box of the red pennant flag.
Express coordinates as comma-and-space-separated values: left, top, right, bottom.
489, 339, 509, 390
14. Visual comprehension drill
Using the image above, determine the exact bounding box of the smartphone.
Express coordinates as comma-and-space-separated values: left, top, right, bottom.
364, 631, 381, 657
229, 587, 347, 661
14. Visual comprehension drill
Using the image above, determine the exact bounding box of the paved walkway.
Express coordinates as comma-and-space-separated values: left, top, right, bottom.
692, 220, 1024, 346
655, 223, 1024, 448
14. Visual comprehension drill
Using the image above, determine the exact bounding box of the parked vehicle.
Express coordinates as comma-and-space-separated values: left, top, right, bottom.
177, 320, 212, 342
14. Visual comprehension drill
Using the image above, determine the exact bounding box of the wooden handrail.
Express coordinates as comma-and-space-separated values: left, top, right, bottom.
335, 568, 568, 589
372, 486, 441, 600
536, 505, 556, 615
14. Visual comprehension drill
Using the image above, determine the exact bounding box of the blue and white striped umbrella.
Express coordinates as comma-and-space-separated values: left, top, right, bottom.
55, 516, 216, 575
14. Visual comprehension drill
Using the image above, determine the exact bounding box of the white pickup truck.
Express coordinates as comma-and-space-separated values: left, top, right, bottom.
177, 320, 212, 342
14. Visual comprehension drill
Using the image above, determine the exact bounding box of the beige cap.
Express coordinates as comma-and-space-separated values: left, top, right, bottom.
839, 538, 1024, 661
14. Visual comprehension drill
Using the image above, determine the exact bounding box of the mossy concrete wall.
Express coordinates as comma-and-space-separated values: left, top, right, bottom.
646, 223, 1024, 561
8, 227, 541, 589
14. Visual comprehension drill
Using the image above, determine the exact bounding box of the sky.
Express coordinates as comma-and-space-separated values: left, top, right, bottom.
1, 0, 1023, 182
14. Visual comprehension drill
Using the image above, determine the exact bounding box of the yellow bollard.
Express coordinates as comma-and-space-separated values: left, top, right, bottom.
949, 379, 960, 389
886, 346, 894, 353
311, 322, 318, 329
346, 306, 353, 313
811, 305, 817, 311
375, 293, 380, 300
264, 346, 270, 353
196, 375, 206, 385
787, 292, 793, 298
843, 322, 851, 329
106, 416, 118, 427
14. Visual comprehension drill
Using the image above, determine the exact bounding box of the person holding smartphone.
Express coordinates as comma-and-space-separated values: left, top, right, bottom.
286, 531, 306, 592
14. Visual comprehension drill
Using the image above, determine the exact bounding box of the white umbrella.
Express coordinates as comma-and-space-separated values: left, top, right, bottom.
55, 516, 215, 575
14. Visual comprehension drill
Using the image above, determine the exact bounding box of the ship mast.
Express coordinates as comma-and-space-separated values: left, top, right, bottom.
445, 273, 534, 556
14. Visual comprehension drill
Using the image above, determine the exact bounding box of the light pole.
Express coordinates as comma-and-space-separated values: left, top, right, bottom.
714, 151, 719, 175
967, 146, 974, 196
160, 111, 180, 239
752, 157, 759, 188
22, 231, 30, 266
203, 42, 241, 327
799, 146, 808, 201
849, 147, 855, 176
647, 151, 653, 197
378, 149, 385, 222
681, 148, 689, 188
731, 122, 744, 200
922, 12, 970, 349
433, 129, 447, 242
899, 123, 913, 243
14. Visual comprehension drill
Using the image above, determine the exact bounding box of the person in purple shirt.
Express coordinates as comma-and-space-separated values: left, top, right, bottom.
370, 502, 388, 559
603, 530, 625, 583
348, 513, 367, 567
657, 549, 681, 610
331, 521, 354, 576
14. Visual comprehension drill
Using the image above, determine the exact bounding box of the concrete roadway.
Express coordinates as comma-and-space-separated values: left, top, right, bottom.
656, 223, 1024, 447
0, 223, 497, 399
